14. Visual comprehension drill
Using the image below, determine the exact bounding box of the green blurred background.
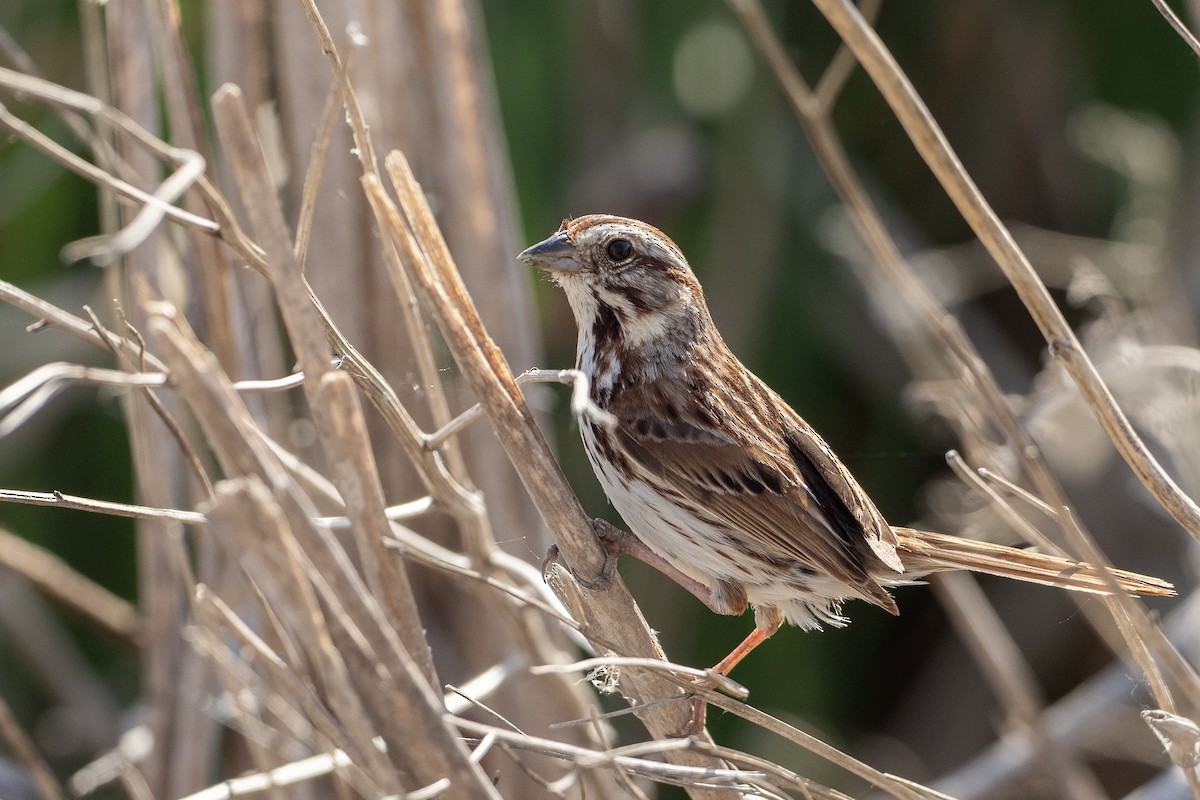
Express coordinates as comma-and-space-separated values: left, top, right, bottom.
2, 0, 1197, 793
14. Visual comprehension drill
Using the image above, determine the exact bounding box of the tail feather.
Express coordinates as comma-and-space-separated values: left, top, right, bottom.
893, 527, 1175, 598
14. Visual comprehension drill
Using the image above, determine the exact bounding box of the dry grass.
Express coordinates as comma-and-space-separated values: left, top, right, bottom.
0, 1, 1197, 798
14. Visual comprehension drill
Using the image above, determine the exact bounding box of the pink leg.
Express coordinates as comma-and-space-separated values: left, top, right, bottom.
685, 617, 783, 734
544, 519, 778, 736
589, 519, 725, 610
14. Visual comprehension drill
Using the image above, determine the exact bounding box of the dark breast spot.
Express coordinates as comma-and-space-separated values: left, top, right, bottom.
593, 302, 623, 353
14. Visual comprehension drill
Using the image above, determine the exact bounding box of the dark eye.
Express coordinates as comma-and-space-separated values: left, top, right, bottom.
605, 237, 633, 263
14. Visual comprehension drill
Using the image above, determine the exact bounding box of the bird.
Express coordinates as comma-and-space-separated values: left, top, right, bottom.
518, 214, 1174, 732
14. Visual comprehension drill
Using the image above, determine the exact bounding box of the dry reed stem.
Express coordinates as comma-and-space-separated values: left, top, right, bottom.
1, 4, 1192, 798
210, 83, 437, 687
733, 6, 1189, 792
1150, 0, 1200, 58
282, 5, 599, 754
808, 0, 1200, 542
0, 280, 168, 370
935, 594, 1200, 796
696, 690, 930, 800
369, 157, 747, 798
729, 0, 1074, 529
0, 525, 139, 645
0, 692, 67, 800
144, 294, 500, 797
930, 573, 1109, 800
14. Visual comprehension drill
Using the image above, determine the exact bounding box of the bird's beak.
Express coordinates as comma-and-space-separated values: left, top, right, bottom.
517, 231, 580, 273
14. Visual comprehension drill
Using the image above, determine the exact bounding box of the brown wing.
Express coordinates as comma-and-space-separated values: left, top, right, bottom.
605, 374, 900, 611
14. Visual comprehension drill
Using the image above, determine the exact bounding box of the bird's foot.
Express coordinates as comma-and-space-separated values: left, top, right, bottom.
539, 522, 623, 591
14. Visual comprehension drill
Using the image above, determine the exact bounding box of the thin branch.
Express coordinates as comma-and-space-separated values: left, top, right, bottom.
931, 573, 1109, 800
0, 691, 67, 800
1149, 0, 1200, 58
0, 524, 140, 645
531, 657, 749, 700
808, 0, 1200, 542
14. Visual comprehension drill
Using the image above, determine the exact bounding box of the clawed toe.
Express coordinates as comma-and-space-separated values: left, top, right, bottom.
540, 537, 619, 591
540, 544, 563, 582
591, 517, 635, 551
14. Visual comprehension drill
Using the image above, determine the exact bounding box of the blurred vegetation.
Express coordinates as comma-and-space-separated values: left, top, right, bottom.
2, 0, 1198, 793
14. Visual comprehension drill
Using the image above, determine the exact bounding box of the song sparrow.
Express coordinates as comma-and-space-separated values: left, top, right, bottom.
520, 214, 1172, 730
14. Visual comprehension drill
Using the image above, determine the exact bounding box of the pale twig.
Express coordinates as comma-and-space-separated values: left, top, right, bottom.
0, 487, 436, 533
935, 593, 1200, 797
944, 451, 1067, 556
0, 280, 167, 369
1149, 0, 1200, 58
0, 691, 68, 800
583, 703, 651, 800
0, 358, 303, 445
697, 690, 931, 800
809, 0, 1200, 542
1056, 509, 1200, 715
976, 468, 1059, 517
68, 726, 153, 798
813, 0, 883, 108
211, 85, 441, 694
0, 363, 159, 435
531, 657, 749, 700
0, 524, 139, 644
171, 750, 359, 800
381, 534, 584, 636
0, 488, 205, 523
691, 741, 854, 800
425, 368, 617, 451
83, 304, 217, 498
0, 69, 216, 256
451, 718, 766, 790
930, 573, 1109, 800
321, 496, 435, 526
444, 658, 526, 716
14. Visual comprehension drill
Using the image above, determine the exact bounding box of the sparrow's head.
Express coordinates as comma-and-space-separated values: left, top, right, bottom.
518, 215, 711, 353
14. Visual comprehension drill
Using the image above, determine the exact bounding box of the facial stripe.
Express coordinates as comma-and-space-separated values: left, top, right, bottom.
610, 283, 653, 312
